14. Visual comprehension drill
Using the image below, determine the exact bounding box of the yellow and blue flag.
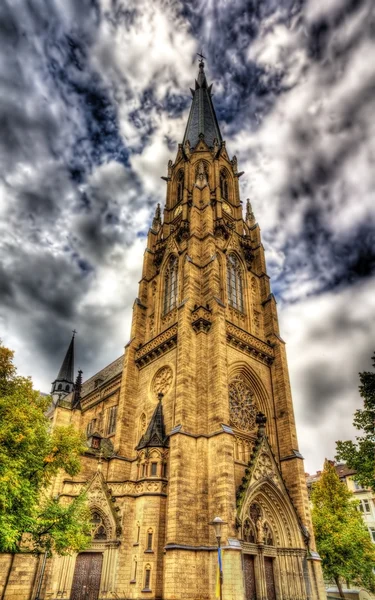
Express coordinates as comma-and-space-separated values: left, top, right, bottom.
215, 547, 223, 599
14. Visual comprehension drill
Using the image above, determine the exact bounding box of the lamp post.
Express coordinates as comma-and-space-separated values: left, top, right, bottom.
209, 516, 227, 600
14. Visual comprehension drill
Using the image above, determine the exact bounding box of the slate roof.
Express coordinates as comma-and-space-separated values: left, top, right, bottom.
136, 399, 168, 450
55, 334, 75, 383
183, 60, 222, 149
80, 355, 124, 399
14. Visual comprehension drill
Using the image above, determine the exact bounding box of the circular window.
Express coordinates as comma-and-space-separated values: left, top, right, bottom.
229, 378, 257, 431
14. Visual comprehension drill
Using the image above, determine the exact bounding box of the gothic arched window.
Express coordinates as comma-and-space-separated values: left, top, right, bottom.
227, 254, 244, 312
163, 255, 178, 315
243, 518, 256, 543
229, 378, 257, 431
263, 522, 274, 546
91, 511, 108, 540
220, 170, 229, 200
177, 170, 184, 203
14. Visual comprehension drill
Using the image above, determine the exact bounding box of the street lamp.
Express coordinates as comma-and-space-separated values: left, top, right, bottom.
209, 517, 227, 600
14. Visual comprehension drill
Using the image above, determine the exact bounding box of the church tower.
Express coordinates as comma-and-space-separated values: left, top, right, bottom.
42, 60, 325, 600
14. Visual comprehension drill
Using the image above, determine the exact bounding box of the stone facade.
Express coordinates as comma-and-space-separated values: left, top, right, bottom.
0, 61, 325, 600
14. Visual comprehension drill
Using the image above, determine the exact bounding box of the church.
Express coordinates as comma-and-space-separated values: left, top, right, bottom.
27, 60, 325, 600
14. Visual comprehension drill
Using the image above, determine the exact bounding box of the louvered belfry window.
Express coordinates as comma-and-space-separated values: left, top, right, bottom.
177, 169, 184, 203
220, 170, 229, 200
227, 254, 244, 312
164, 255, 178, 314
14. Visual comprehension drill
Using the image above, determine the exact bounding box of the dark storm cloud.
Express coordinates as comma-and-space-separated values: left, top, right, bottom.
1, 0, 374, 473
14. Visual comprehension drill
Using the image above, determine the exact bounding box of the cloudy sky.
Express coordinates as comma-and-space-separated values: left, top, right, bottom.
1, 0, 374, 474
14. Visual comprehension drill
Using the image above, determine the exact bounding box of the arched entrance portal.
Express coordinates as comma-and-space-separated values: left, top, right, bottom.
70, 553, 103, 600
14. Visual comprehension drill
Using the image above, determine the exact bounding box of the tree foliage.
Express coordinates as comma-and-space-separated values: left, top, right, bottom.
0, 342, 91, 554
311, 460, 375, 596
335, 355, 375, 491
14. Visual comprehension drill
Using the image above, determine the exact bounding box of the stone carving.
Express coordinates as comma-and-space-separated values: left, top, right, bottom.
240, 237, 254, 269
226, 321, 274, 365
195, 160, 208, 190
191, 305, 212, 333
253, 452, 278, 485
176, 220, 190, 243
135, 325, 178, 368
229, 378, 258, 432
154, 241, 167, 268
152, 366, 173, 396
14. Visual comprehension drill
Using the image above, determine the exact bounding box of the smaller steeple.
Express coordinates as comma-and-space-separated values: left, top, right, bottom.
72, 369, 83, 409
245, 198, 256, 226
51, 331, 76, 404
152, 203, 162, 231
136, 393, 168, 450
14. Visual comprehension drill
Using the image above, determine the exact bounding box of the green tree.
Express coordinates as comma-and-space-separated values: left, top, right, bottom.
311, 460, 375, 597
0, 342, 91, 554
336, 354, 375, 490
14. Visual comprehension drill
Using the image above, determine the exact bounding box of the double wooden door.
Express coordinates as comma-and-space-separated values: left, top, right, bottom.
71, 553, 103, 600
244, 555, 276, 600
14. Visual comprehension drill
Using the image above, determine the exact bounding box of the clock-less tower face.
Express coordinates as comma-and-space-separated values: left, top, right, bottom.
174, 204, 182, 218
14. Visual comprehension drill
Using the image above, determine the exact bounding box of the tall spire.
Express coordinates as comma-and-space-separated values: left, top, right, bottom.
183, 58, 222, 149
57, 331, 75, 382
51, 331, 76, 402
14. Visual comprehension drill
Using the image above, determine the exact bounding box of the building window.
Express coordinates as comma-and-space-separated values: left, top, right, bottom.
229, 378, 257, 432
142, 463, 147, 477
177, 169, 184, 203
107, 405, 118, 435
146, 530, 153, 551
65, 384, 70, 391
227, 254, 244, 312
162, 462, 168, 478
131, 557, 138, 582
143, 565, 151, 591
58, 384, 62, 390
220, 170, 229, 200
243, 518, 256, 543
360, 499, 371, 513
369, 527, 375, 542
91, 512, 107, 540
353, 480, 363, 491
164, 255, 178, 315
151, 462, 158, 476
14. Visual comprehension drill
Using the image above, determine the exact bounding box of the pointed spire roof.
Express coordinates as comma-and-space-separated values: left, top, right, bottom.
183, 58, 222, 150
56, 332, 75, 383
72, 369, 82, 409
152, 203, 162, 230
246, 198, 256, 225
136, 393, 168, 450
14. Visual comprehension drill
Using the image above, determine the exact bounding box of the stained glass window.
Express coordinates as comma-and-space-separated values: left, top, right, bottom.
227, 254, 244, 312
229, 378, 257, 431
164, 255, 178, 315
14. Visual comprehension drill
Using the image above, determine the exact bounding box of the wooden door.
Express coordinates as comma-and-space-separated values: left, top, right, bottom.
244, 555, 256, 600
71, 553, 103, 600
264, 557, 276, 600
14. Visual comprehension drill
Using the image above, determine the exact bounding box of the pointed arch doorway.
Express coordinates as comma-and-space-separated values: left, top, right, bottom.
70, 552, 103, 600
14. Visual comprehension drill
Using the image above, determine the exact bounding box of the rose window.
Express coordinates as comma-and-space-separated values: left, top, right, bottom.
229, 379, 257, 431
152, 366, 173, 396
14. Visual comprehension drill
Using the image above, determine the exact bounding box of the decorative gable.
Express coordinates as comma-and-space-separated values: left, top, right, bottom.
86, 470, 122, 538
236, 434, 284, 514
